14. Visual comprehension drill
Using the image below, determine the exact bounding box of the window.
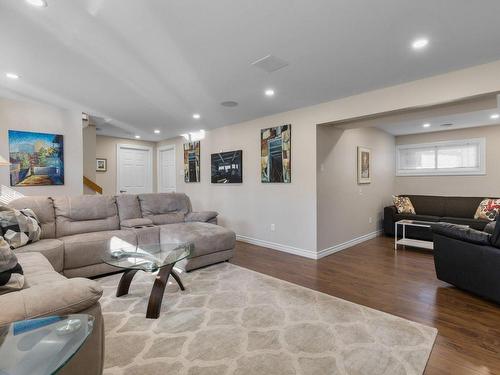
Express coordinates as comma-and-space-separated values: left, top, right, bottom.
396, 138, 486, 176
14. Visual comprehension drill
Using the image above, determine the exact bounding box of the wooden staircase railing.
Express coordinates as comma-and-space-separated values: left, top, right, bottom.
83, 176, 103, 195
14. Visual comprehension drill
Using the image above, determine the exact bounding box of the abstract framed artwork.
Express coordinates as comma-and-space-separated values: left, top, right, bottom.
184, 141, 200, 182
8, 130, 64, 186
260, 124, 291, 183
96, 158, 107, 172
357, 146, 371, 184
211, 150, 242, 183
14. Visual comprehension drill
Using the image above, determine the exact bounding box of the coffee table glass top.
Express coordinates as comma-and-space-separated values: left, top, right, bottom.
396, 220, 435, 227
0, 314, 94, 375
102, 242, 193, 272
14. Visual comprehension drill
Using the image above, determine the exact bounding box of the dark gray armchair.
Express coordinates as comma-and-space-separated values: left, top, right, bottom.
432, 221, 500, 304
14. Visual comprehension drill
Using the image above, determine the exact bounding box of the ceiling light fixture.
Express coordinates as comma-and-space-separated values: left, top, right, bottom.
134, 135, 141, 139
192, 113, 201, 119
265, 89, 275, 97
5, 72, 19, 80
422, 123, 431, 128
154, 130, 161, 134
412, 38, 429, 50
25, 0, 47, 7
490, 113, 499, 120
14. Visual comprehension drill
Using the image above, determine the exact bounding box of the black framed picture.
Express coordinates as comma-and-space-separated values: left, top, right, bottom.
211, 150, 242, 183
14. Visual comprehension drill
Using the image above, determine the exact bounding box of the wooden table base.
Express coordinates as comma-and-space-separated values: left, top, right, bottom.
115, 265, 185, 319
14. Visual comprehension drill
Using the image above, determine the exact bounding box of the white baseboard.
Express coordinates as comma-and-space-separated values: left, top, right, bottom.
236, 230, 382, 260
235, 235, 318, 259
316, 230, 383, 259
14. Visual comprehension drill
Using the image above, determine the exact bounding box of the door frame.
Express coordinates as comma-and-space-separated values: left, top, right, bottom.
116, 143, 153, 194
157, 144, 176, 193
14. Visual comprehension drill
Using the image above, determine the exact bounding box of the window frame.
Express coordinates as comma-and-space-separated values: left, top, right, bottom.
396, 138, 486, 176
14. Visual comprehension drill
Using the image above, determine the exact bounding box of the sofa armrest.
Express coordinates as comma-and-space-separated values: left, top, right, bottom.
383, 206, 398, 236
0, 278, 102, 325
185, 211, 218, 223
431, 222, 491, 246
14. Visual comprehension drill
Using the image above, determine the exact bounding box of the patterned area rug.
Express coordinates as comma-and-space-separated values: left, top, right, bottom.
98, 262, 437, 375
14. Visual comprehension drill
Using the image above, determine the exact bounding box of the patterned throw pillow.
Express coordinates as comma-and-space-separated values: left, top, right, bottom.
0, 206, 41, 249
393, 196, 416, 214
474, 198, 500, 221
0, 236, 24, 294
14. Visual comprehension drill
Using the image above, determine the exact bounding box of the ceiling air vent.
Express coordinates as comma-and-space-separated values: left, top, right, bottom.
251, 55, 289, 73
440, 123, 454, 128
221, 101, 238, 107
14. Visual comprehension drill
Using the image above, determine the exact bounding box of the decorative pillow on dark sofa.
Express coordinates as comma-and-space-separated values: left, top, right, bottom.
0, 236, 24, 294
0, 206, 41, 249
474, 198, 500, 221
392, 195, 416, 214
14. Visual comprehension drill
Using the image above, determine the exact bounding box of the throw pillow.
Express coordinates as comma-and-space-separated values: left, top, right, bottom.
393, 196, 416, 214
474, 198, 500, 221
0, 236, 24, 294
0, 206, 41, 249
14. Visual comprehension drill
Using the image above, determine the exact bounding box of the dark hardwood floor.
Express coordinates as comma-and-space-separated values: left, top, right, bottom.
230, 236, 500, 375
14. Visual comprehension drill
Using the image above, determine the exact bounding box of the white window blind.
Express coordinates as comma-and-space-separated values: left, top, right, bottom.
396, 138, 485, 176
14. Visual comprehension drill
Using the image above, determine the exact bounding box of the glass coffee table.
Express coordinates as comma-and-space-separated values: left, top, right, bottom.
0, 314, 93, 375
102, 242, 193, 319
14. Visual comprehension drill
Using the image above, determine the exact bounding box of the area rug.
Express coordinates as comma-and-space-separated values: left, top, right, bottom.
98, 262, 437, 375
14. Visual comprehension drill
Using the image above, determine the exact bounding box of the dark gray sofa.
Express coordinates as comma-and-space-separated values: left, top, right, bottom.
432, 222, 500, 304
384, 195, 493, 241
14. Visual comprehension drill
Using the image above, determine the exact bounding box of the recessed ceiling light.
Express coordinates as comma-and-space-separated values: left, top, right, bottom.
154, 129, 161, 134
134, 135, 141, 139
192, 113, 201, 119
25, 0, 47, 7
412, 38, 429, 50
5, 72, 19, 80
422, 123, 431, 128
265, 89, 275, 97
490, 113, 499, 120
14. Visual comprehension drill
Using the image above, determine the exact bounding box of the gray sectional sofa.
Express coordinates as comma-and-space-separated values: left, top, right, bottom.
1, 192, 235, 375
9, 192, 236, 276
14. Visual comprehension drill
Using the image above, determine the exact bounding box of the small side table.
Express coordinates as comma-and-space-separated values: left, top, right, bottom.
0, 314, 94, 375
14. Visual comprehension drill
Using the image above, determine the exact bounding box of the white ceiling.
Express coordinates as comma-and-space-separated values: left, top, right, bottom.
2, 0, 500, 141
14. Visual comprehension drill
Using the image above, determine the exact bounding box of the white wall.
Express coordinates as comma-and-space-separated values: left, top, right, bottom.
0, 98, 83, 196
395, 124, 500, 197
317, 127, 395, 253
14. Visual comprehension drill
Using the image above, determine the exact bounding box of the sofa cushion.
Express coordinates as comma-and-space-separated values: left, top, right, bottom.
138, 193, 191, 224
394, 214, 441, 223
441, 217, 490, 231
53, 196, 120, 237
14, 239, 64, 273
443, 196, 485, 218
9, 196, 56, 239
160, 222, 235, 257
406, 195, 446, 217
116, 194, 142, 221
0, 236, 24, 294
60, 230, 137, 270
120, 218, 153, 228
0, 253, 102, 324
185, 211, 219, 223
484, 221, 497, 234
492, 219, 500, 248
432, 223, 491, 246
0, 206, 41, 249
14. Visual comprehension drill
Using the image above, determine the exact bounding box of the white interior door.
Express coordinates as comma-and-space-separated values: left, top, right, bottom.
117, 144, 153, 194
158, 145, 176, 193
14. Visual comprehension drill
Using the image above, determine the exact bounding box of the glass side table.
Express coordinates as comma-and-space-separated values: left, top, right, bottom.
0, 314, 94, 375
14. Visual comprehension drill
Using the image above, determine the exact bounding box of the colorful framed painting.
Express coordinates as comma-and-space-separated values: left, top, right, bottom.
96, 158, 107, 172
8, 130, 64, 186
211, 150, 243, 183
184, 141, 200, 182
260, 124, 291, 183
357, 146, 371, 184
